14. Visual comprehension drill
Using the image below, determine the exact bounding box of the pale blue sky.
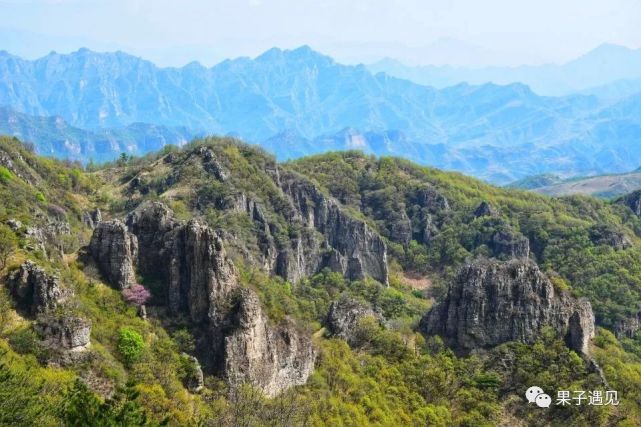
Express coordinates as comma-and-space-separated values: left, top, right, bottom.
1, 0, 640, 66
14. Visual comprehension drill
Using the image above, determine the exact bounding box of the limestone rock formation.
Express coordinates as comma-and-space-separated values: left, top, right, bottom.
90, 201, 316, 395
613, 312, 641, 339
472, 217, 530, 260
589, 224, 632, 250
8, 261, 68, 315
82, 208, 102, 229
421, 258, 595, 356
198, 146, 227, 181
326, 296, 384, 345
489, 228, 530, 259
35, 315, 91, 352
224, 289, 316, 397
617, 189, 641, 216
277, 171, 389, 285
474, 201, 499, 218
89, 220, 138, 289
182, 353, 205, 393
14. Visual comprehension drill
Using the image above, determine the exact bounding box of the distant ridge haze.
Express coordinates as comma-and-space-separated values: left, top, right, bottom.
1, 45, 641, 184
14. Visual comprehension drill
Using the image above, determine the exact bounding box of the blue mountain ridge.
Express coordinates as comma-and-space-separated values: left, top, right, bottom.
1, 46, 640, 183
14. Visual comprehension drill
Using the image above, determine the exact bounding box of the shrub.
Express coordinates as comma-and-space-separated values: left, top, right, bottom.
0, 166, 12, 183
117, 328, 145, 366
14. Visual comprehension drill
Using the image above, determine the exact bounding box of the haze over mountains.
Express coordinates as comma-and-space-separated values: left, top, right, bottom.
369, 43, 641, 97
1, 45, 640, 183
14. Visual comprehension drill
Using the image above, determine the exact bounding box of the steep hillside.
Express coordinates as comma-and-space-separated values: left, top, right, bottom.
3, 136, 641, 425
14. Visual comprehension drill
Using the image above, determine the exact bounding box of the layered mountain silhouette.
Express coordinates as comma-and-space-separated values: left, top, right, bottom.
1, 46, 641, 183
369, 43, 641, 97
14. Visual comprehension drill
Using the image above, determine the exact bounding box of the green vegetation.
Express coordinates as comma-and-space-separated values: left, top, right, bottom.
3, 136, 641, 425
118, 327, 146, 367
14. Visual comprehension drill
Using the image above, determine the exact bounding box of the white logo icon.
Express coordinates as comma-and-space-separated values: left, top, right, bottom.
535, 393, 552, 408
526, 386, 551, 408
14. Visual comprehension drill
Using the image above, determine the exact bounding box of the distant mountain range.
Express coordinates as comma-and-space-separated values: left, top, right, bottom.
369, 43, 641, 97
508, 169, 641, 199
0, 107, 195, 162
1, 46, 641, 183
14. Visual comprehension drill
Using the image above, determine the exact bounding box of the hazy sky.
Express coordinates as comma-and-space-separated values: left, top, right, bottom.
1, 0, 640, 66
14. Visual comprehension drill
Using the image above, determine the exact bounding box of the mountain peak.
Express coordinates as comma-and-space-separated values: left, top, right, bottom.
255, 45, 333, 65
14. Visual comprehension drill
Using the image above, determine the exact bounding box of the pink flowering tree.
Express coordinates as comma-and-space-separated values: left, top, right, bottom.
122, 284, 151, 307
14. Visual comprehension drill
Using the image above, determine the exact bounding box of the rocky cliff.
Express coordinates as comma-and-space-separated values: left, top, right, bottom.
277, 171, 389, 285
421, 258, 595, 356
617, 189, 641, 216
8, 261, 68, 315
326, 296, 385, 346
89, 220, 138, 289
90, 201, 316, 395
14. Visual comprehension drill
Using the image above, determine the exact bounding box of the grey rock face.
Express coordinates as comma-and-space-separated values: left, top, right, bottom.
89, 220, 138, 289
82, 208, 102, 229
617, 190, 641, 216
35, 315, 91, 351
199, 147, 227, 181
90, 201, 316, 395
489, 228, 530, 259
326, 297, 384, 345
421, 258, 595, 356
278, 171, 389, 285
613, 312, 641, 339
589, 224, 632, 250
182, 353, 205, 393
8, 261, 67, 315
224, 289, 316, 397
474, 201, 499, 218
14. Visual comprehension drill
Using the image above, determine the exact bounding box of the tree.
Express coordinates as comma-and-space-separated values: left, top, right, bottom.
63, 379, 149, 426
118, 152, 129, 167
0, 225, 17, 270
122, 284, 151, 307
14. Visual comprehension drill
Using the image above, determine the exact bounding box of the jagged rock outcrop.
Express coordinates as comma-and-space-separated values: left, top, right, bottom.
8, 261, 68, 315
589, 224, 632, 250
326, 297, 384, 345
489, 228, 530, 259
421, 258, 595, 356
474, 201, 499, 218
408, 185, 450, 245
617, 190, 641, 216
89, 220, 138, 289
35, 315, 91, 352
90, 201, 316, 395
198, 146, 227, 181
82, 208, 102, 229
277, 171, 389, 285
182, 353, 205, 393
472, 217, 530, 260
613, 312, 641, 339
224, 289, 316, 397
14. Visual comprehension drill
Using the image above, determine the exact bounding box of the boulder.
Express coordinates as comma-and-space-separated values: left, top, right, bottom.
421, 258, 595, 356
326, 297, 384, 345
8, 261, 67, 315
35, 315, 91, 352
182, 353, 204, 393
474, 201, 499, 218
